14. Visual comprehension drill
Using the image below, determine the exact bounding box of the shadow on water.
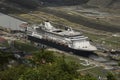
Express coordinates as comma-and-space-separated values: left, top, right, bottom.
0, 4, 26, 14
0, 0, 89, 14
0, 0, 40, 14
28, 35, 98, 58
72, 50, 98, 58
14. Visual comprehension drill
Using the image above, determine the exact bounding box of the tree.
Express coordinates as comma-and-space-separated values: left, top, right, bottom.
19, 58, 79, 80
118, 61, 120, 66
107, 72, 117, 80
0, 51, 14, 70
81, 74, 97, 80
29, 49, 56, 66
57, 56, 79, 77
32, 50, 56, 65
0, 49, 98, 80
0, 65, 28, 80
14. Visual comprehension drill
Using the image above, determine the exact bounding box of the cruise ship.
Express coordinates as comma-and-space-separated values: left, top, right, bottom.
26, 21, 97, 54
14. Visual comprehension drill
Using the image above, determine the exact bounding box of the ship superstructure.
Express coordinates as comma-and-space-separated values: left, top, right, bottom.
27, 21, 97, 52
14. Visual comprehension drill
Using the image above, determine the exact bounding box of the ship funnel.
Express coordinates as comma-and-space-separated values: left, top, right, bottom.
65, 26, 73, 32
44, 21, 54, 30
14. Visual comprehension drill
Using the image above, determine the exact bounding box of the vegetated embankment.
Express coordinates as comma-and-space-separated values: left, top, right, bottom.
87, 0, 120, 9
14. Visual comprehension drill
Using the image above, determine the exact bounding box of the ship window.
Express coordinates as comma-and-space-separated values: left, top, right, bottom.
53, 30, 62, 33
82, 46, 87, 48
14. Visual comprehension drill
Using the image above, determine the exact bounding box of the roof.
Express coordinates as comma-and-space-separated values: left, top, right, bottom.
0, 37, 7, 43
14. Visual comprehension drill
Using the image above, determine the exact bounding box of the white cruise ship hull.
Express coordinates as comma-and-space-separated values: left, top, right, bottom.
28, 35, 97, 57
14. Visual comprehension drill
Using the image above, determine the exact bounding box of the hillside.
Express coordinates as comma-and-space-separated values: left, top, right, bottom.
109, 0, 120, 9
1, 0, 120, 9
87, 0, 113, 7
87, 0, 120, 9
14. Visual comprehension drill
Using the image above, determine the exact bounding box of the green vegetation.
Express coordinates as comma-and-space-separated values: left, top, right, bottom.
0, 41, 9, 47
118, 62, 120, 66
83, 67, 109, 78
32, 50, 56, 65
0, 49, 97, 80
14, 41, 39, 53
0, 51, 14, 70
0, 39, 118, 80
19, 57, 80, 80
53, 52, 91, 69
107, 72, 117, 80
0, 65, 28, 80
84, 33, 120, 49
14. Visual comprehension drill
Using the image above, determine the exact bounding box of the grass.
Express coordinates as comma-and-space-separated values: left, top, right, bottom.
0, 42, 9, 47
84, 33, 120, 49
82, 67, 109, 78
54, 51, 110, 78
53, 51, 92, 69
19, 14, 42, 24
14, 40, 39, 53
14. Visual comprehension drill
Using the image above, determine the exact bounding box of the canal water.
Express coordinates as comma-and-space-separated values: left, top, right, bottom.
0, 12, 24, 30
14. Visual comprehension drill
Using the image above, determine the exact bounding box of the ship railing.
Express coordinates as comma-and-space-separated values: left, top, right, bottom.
69, 36, 86, 39
42, 35, 68, 46
70, 37, 87, 41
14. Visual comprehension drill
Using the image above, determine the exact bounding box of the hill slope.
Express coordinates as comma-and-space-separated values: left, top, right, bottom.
1, 0, 120, 9
87, 0, 120, 9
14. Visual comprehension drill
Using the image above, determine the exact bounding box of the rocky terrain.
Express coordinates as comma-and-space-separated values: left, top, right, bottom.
87, 0, 120, 8
1, 0, 120, 9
